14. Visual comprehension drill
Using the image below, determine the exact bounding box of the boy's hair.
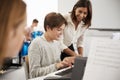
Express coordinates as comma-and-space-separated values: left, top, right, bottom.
33, 19, 39, 23
44, 12, 67, 31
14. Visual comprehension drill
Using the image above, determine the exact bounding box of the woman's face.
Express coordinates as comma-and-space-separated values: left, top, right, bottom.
75, 7, 88, 22
47, 24, 65, 41
5, 19, 26, 58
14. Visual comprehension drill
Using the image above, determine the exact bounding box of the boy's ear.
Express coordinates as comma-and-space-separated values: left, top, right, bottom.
46, 25, 50, 31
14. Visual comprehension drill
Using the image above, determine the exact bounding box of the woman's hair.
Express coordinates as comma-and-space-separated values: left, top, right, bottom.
44, 12, 67, 31
0, 0, 26, 55
71, 0, 92, 27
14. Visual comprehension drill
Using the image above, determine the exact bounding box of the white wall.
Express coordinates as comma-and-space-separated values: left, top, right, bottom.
58, 0, 78, 15
24, 0, 58, 31
91, 0, 120, 29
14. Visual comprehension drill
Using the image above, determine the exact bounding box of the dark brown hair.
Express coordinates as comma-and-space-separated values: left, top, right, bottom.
33, 19, 39, 23
44, 12, 67, 31
71, 0, 92, 27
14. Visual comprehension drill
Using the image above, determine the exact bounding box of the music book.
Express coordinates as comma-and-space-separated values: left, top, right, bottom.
83, 37, 120, 80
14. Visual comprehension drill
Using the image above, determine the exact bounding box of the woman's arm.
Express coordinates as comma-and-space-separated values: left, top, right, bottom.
77, 34, 84, 56
77, 47, 83, 56
63, 48, 77, 56
59, 37, 77, 56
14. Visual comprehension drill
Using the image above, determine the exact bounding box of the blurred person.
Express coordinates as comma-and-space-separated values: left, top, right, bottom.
25, 19, 39, 41
0, 0, 26, 66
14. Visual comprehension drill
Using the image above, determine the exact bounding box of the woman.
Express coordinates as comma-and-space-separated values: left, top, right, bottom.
28, 12, 75, 78
61, 0, 92, 60
0, 0, 26, 66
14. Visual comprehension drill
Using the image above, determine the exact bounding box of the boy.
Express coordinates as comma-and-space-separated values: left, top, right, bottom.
28, 12, 75, 78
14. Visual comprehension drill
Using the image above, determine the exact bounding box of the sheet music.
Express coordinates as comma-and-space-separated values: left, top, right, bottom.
83, 37, 120, 80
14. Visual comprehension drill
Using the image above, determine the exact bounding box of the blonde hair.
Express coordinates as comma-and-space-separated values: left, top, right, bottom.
0, 0, 26, 58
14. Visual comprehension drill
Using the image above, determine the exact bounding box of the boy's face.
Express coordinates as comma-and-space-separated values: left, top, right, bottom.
33, 22, 38, 27
47, 24, 65, 40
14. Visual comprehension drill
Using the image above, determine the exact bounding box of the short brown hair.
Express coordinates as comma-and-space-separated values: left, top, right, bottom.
33, 19, 39, 23
44, 12, 67, 31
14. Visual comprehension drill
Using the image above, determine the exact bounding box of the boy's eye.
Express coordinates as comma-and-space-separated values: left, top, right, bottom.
57, 29, 61, 31
57, 28, 61, 31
